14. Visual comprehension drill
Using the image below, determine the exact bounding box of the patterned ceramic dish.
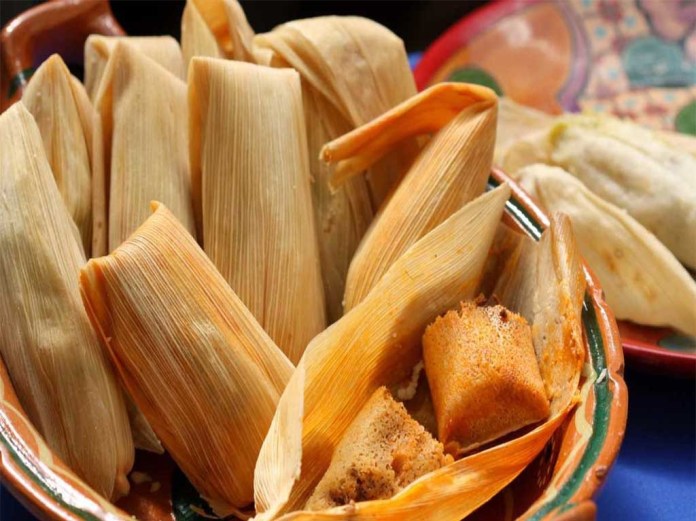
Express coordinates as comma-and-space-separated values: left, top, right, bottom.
0, 2, 627, 520
414, 0, 696, 375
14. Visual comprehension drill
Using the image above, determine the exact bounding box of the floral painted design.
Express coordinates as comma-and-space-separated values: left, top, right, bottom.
638, 0, 696, 41
570, 0, 696, 132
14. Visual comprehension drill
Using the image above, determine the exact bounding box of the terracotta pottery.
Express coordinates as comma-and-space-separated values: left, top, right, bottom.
0, 0, 124, 111
0, 1, 628, 519
0, 166, 628, 520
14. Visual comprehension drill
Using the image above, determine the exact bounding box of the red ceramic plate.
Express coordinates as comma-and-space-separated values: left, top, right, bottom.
415, 0, 696, 376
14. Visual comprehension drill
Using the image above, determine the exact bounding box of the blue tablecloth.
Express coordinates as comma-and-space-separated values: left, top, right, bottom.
2, 368, 695, 520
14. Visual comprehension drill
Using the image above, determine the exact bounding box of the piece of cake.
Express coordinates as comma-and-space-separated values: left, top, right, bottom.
422, 301, 550, 456
305, 386, 452, 510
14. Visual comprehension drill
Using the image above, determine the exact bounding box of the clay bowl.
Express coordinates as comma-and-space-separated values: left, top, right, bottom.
0, 165, 627, 521
0, 1, 627, 520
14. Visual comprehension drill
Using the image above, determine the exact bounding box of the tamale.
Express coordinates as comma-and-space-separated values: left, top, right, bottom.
255, 184, 585, 521
423, 301, 549, 455
497, 98, 696, 163
22, 54, 93, 254
255, 17, 419, 320
94, 42, 196, 253
80, 202, 293, 515
0, 103, 133, 501
181, 0, 255, 67
305, 387, 453, 511
518, 164, 696, 335
501, 114, 696, 269
254, 184, 511, 518
84, 35, 185, 101
189, 58, 325, 363
548, 116, 696, 270
301, 86, 374, 321
494, 213, 586, 412
181, 0, 224, 64
321, 83, 498, 310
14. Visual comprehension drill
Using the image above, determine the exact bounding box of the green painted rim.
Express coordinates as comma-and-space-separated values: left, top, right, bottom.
0, 419, 101, 521
0, 177, 615, 521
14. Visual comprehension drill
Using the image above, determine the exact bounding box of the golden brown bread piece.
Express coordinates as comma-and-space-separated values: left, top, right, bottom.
305, 387, 452, 510
422, 301, 550, 456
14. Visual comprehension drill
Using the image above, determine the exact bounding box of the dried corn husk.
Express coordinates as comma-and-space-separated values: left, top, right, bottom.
494, 213, 586, 412
518, 164, 696, 335
189, 58, 325, 363
181, 0, 224, 63
80, 202, 294, 515
255, 184, 523, 519
494, 98, 553, 168
181, 0, 255, 67
302, 85, 374, 321
0, 103, 133, 501
501, 114, 696, 269
94, 42, 196, 253
84, 35, 184, 101
254, 17, 419, 320
498, 99, 696, 162
22, 54, 93, 254
255, 16, 419, 209
322, 83, 498, 311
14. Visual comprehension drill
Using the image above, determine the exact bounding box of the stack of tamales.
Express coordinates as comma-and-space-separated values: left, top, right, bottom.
0, 2, 593, 521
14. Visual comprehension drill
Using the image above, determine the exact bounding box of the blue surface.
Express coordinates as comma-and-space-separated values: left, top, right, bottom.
2, 368, 695, 520
595, 369, 696, 520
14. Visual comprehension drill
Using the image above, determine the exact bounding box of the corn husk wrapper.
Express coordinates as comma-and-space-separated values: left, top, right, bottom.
80, 202, 294, 515
254, 184, 583, 520
181, 0, 255, 67
302, 85, 374, 321
255, 16, 419, 209
254, 17, 416, 323
501, 114, 696, 269
22, 54, 93, 254
496, 98, 696, 162
84, 35, 184, 101
189, 58, 325, 364
0, 104, 133, 501
494, 97, 558, 169
517, 164, 696, 336
322, 83, 498, 311
492, 213, 586, 412
254, 17, 419, 320
252, 183, 582, 521
181, 0, 224, 63
93, 42, 196, 255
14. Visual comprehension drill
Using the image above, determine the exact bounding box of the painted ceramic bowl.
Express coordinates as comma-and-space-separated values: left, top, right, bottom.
0, 164, 627, 521
415, 0, 696, 375
0, 2, 627, 520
